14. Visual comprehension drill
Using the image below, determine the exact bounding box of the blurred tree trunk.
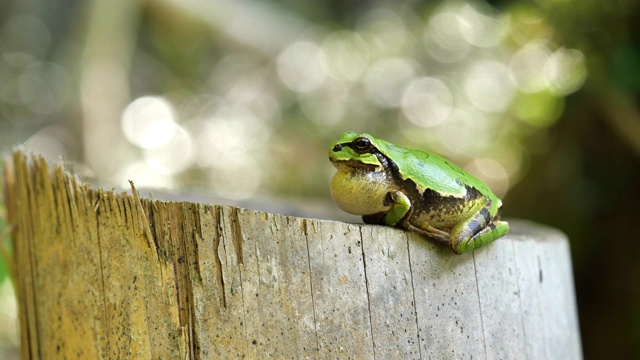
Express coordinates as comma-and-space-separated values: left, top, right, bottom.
2, 151, 582, 359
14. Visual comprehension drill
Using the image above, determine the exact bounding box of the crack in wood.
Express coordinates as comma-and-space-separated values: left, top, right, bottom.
212, 206, 226, 308
358, 226, 377, 358
405, 233, 423, 360
229, 207, 243, 265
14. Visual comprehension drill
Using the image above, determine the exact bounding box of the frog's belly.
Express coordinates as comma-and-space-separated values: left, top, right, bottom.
330, 169, 395, 216
410, 211, 459, 232
409, 199, 484, 231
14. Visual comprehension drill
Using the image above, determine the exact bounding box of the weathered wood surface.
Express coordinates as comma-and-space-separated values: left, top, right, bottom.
3, 151, 582, 359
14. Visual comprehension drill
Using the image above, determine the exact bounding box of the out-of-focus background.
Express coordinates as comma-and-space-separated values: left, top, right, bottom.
0, 0, 638, 358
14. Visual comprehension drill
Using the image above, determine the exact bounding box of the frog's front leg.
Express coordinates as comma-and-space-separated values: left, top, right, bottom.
361, 190, 411, 227
382, 190, 412, 227
449, 205, 509, 254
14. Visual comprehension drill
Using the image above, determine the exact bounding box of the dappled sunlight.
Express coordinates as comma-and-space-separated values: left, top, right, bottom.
0, 0, 589, 199
3, 2, 640, 358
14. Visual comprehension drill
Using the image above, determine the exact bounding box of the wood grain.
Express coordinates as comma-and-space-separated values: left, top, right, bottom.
3, 151, 582, 359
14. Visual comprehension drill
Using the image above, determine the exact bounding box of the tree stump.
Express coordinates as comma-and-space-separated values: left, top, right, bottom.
2, 151, 582, 359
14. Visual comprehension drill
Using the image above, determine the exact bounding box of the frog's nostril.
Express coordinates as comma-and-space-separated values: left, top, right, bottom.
333, 144, 343, 152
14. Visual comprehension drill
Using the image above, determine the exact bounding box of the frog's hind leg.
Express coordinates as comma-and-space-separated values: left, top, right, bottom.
450, 207, 509, 255
402, 223, 449, 245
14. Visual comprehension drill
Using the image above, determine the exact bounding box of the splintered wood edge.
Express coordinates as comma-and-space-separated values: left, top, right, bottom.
2, 150, 582, 359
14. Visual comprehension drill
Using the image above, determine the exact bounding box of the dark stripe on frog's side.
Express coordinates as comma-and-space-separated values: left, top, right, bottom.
466, 219, 482, 237
479, 207, 491, 224
419, 186, 486, 218
371, 147, 487, 220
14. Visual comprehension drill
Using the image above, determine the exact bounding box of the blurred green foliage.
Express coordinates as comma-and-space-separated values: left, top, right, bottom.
1, 0, 639, 358
0, 199, 8, 286
0, 187, 17, 357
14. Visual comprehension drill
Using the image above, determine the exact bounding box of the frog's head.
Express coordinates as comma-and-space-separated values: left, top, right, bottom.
329, 132, 395, 215
329, 132, 383, 170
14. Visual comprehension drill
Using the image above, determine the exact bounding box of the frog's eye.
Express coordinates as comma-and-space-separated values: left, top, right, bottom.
351, 137, 372, 153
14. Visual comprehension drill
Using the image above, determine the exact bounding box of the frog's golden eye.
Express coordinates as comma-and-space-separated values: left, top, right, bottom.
352, 137, 372, 153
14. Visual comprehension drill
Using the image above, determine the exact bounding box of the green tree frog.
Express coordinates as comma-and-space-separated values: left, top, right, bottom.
329, 132, 509, 254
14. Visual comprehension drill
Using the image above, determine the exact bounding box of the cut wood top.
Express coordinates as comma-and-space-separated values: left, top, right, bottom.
3, 151, 582, 359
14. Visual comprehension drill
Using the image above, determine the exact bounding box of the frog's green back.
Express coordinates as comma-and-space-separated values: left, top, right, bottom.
372, 136, 496, 200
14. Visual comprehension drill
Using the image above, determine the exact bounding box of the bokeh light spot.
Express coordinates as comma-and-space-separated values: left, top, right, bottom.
545, 48, 587, 95
357, 8, 408, 57
509, 41, 552, 93
122, 96, 178, 149
23, 126, 71, 159
119, 161, 175, 189
143, 125, 195, 174
364, 57, 416, 108
206, 159, 263, 200
277, 41, 326, 93
0, 15, 51, 60
466, 158, 510, 197
18, 61, 70, 114
423, 1, 473, 63
401, 77, 453, 127
194, 100, 269, 169
459, 3, 508, 48
299, 81, 349, 127
464, 60, 514, 113
513, 90, 564, 127
320, 31, 370, 82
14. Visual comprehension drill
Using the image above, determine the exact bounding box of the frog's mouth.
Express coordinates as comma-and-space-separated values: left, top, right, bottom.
328, 156, 350, 168
329, 156, 381, 171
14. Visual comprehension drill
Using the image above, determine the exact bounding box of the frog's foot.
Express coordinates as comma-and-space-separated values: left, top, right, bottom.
450, 208, 509, 255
